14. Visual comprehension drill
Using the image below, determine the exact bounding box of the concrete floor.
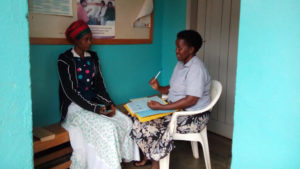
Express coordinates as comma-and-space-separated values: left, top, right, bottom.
122, 132, 232, 169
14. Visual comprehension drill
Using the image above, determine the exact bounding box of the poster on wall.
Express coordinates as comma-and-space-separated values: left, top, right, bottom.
28, 0, 73, 16
77, 0, 115, 39
133, 0, 153, 28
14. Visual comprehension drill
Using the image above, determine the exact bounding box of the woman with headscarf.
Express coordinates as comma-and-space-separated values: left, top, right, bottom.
57, 20, 139, 169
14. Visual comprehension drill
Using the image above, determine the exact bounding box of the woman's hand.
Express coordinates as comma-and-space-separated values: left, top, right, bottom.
147, 100, 164, 110
99, 106, 108, 115
98, 104, 115, 117
106, 104, 116, 117
149, 78, 159, 90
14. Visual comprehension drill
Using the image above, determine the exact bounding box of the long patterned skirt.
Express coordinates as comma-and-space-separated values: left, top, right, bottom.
130, 111, 210, 161
62, 103, 139, 169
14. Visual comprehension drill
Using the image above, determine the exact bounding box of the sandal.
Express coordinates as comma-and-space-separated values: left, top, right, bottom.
133, 160, 151, 167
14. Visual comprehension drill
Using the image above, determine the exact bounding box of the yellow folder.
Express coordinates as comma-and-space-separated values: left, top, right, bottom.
124, 96, 176, 122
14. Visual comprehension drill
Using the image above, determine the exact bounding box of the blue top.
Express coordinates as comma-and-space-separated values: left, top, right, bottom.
168, 56, 211, 111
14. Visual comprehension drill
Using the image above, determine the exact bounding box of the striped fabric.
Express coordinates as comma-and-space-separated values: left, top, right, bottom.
65, 20, 91, 42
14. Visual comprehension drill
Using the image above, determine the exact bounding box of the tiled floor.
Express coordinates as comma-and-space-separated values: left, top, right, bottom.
122, 132, 232, 169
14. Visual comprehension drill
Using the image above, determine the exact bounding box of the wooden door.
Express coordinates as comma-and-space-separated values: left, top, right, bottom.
187, 0, 240, 138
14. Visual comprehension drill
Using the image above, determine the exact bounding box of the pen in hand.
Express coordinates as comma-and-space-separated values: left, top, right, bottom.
154, 71, 161, 79
149, 71, 161, 90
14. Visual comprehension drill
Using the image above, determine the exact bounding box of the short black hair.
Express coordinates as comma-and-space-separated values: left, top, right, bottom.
80, 0, 86, 4
177, 30, 203, 54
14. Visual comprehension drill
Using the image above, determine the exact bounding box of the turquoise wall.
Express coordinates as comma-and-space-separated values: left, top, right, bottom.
0, 1, 33, 168
31, 0, 186, 126
232, 0, 300, 168
160, 0, 186, 86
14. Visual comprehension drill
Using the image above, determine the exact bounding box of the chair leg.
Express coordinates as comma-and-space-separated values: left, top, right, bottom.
200, 127, 211, 169
159, 154, 170, 169
191, 141, 199, 159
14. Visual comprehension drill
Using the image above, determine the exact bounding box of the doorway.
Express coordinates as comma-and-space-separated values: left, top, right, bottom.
186, 0, 240, 139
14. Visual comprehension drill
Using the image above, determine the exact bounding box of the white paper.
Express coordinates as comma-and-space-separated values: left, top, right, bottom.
77, 0, 115, 39
29, 0, 73, 16
133, 0, 153, 28
127, 96, 165, 113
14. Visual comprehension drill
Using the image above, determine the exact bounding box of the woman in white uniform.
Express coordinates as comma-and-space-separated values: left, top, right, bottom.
131, 30, 211, 169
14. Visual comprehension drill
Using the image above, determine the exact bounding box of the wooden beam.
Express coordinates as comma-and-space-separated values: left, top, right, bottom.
34, 147, 72, 166
34, 123, 70, 153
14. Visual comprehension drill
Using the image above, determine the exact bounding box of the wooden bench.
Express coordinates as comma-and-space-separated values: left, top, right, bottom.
33, 123, 72, 169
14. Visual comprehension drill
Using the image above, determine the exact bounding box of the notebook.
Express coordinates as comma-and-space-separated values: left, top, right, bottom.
124, 96, 176, 122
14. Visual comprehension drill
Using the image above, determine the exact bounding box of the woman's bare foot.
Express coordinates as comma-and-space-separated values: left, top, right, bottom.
150, 160, 159, 169
134, 156, 150, 167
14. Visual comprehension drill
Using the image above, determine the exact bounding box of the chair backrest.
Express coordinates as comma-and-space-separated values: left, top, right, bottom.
168, 80, 222, 134
164, 80, 222, 113
208, 80, 222, 110
168, 80, 223, 134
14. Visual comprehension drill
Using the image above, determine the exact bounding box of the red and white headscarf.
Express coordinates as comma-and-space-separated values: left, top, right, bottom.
65, 20, 91, 43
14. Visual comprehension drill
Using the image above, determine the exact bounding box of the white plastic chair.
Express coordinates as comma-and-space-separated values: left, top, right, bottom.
159, 80, 222, 169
